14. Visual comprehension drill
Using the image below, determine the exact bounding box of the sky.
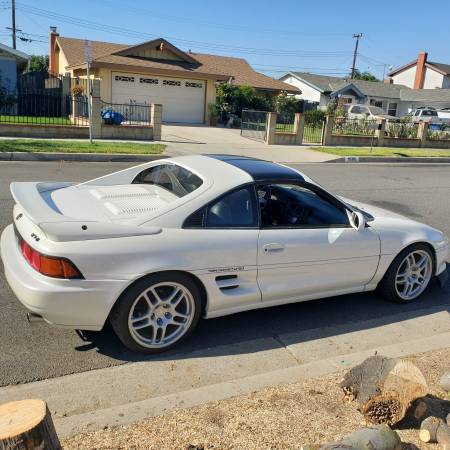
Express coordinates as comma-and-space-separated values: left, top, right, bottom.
1, 0, 449, 80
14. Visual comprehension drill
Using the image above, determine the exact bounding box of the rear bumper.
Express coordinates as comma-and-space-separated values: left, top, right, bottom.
0, 224, 126, 331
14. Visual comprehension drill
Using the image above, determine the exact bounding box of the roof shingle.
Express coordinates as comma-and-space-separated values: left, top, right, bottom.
57, 36, 298, 92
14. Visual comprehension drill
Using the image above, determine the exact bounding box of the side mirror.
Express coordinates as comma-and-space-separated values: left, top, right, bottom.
350, 211, 365, 231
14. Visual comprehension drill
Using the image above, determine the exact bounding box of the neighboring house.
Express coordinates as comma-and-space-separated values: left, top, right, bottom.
387, 52, 450, 89
280, 72, 450, 117
50, 28, 298, 124
0, 43, 29, 91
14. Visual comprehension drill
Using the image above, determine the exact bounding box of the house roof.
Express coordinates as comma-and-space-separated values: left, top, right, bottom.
57, 36, 298, 93
387, 59, 450, 77
400, 88, 450, 102
285, 72, 407, 99
0, 42, 29, 62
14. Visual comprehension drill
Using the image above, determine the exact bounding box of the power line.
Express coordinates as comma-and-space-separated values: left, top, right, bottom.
15, 3, 353, 58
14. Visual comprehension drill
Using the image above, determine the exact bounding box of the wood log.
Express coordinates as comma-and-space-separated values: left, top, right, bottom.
340, 355, 427, 425
440, 372, 450, 395
302, 425, 402, 450
0, 399, 61, 450
409, 395, 450, 425
419, 416, 450, 450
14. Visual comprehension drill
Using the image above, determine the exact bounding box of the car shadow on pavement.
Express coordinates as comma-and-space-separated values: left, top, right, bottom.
76, 266, 450, 363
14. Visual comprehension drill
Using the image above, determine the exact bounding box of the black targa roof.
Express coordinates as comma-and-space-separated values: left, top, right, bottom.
206, 155, 304, 182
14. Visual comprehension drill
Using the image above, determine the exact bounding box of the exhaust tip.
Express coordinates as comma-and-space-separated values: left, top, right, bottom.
27, 312, 43, 323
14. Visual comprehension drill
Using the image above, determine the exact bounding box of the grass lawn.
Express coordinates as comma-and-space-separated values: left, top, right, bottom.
0, 116, 72, 125
0, 139, 166, 154
311, 146, 450, 157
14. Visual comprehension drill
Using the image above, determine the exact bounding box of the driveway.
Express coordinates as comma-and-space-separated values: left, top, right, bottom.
162, 124, 334, 163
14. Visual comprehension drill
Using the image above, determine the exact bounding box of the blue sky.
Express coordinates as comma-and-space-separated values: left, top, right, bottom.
1, 0, 449, 80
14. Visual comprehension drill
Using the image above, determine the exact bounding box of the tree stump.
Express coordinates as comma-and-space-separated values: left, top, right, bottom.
440, 372, 450, 395
340, 356, 428, 425
0, 399, 61, 450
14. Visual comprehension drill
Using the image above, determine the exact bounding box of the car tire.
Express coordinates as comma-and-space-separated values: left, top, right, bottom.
110, 272, 203, 353
378, 244, 434, 303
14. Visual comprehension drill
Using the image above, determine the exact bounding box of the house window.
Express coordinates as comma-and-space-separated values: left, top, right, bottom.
388, 102, 398, 116
340, 96, 353, 104
115, 75, 135, 82
163, 79, 181, 86
185, 82, 203, 88
370, 99, 383, 108
140, 78, 159, 84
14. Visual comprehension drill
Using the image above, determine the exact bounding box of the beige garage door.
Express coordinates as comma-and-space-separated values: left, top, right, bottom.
111, 72, 206, 124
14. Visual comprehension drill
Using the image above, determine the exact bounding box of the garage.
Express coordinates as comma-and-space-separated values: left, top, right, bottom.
111, 72, 206, 124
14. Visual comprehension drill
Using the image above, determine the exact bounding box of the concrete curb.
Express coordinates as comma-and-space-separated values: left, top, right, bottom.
328, 156, 450, 164
0, 152, 166, 163
55, 330, 450, 437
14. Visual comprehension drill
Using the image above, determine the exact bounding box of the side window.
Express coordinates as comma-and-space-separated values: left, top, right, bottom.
258, 183, 349, 228
205, 186, 257, 228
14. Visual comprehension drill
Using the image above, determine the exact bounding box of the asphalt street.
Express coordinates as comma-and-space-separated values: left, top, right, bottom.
0, 161, 449, 386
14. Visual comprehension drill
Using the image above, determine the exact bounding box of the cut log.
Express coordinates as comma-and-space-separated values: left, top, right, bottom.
303, 425, 402, 450
0, 399, 61, 450
419, 416, 450, 450
340, 355, 427, 425
409, 395, 450, 425
440, 372, 450, 394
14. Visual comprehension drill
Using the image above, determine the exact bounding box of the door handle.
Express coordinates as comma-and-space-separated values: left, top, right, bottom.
263, 243, 285, 253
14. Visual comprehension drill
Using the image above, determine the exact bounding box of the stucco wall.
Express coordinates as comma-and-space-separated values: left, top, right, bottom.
282, 76, 321, 102
0, 123, 89, 138
101, 124, 153, 140
423, 67, 444, 89
391, 65, 416, 88
0, 57, 17, 90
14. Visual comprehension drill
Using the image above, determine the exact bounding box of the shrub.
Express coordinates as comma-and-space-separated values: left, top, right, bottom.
274, 91, 300, 123
304, 109, 325, 127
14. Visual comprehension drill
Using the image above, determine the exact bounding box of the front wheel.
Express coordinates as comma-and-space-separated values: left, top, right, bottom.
110, 273, 202, 353
378, 244, 434, 303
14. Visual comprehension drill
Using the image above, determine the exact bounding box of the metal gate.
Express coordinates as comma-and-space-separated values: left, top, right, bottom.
302, 119, 325, 144
241, 109, 268, 141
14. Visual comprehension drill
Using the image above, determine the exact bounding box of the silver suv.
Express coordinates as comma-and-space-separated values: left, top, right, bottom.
410, 108, 441, 124
347, 105, 397, 121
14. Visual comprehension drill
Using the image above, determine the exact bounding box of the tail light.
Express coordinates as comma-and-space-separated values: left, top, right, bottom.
20, 239, 83, 279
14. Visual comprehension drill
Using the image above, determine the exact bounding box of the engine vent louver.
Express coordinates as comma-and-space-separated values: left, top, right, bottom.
215, 274, 239, 291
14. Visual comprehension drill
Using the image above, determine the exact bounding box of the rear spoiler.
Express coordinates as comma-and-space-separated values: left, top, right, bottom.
11, 182, 162, 242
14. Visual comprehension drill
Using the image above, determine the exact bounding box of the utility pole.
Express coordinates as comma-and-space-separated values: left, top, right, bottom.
11, 0, 16, 49
351, 33, 362, 79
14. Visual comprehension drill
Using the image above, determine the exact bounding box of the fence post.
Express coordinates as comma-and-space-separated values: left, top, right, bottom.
376, 118, 386, 147
265, 112, 277, 145
61, 75, 70, 118
151, 104, 162, 141
417, 121, 429, 147
90, 79, 102, 139
322, 115, 335, 146
294, 113, 304, 145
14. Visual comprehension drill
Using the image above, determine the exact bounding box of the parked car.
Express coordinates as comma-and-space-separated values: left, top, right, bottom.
347, 104, 398, 121
409, 108, 442, 125
1, 156, 448, 353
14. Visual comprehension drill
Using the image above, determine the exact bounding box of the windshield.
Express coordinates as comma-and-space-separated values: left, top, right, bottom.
132, 164, 203, 197
368, 106, 385, 115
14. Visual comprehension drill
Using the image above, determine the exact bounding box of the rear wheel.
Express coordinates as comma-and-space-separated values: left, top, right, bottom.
378, 244, 434, 303
110, 273, 202, 353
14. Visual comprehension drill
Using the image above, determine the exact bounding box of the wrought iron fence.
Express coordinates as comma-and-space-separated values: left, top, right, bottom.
332, 117, 378, 136
100, 101, 151, 125
70, 96, 89, 126
303, 122, 324, 144
0, 89, 73, 125
385, 121, 419, 139
241, 109, 267, 141
275, 114, 295, 133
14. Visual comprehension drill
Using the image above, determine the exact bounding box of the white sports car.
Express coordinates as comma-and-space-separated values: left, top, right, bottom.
1, 155, 448, 353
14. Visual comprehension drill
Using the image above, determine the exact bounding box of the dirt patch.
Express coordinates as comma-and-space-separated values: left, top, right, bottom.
63, 348, 450, 450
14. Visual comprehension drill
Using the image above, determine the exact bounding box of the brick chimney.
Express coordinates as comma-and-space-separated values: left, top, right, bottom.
49, 26, 59, 75
413, 51, 428, 89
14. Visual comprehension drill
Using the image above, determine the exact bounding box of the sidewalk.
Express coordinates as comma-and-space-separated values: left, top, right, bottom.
62, 347, 450, 450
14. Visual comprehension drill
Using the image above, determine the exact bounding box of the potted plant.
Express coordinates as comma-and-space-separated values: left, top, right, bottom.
208, 103, 220, 127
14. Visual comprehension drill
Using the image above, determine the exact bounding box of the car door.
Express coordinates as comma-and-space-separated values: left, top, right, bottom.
183, 184, 261, 316
256, 182, 380, 303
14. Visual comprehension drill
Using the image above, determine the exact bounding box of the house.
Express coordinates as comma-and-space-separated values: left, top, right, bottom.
387, 52, 450, 89
0, 43, 29, 91
49, 28, 298, 124
280, 72, 450, 117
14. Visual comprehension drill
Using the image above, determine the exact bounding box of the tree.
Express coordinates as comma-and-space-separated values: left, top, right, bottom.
274, 91, 300, 122
26, 55, 49, 73
351, 69, 379, 82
